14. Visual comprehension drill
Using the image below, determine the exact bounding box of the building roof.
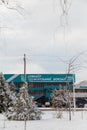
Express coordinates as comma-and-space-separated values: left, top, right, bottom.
75, 80, 87, 89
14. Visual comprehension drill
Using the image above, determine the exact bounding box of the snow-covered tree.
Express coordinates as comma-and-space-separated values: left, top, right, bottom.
51, 89, 70, 108
50, 88, 71, 118
0, 72, 17, 113
6, 82, 42, 120
0, 72, 9, 113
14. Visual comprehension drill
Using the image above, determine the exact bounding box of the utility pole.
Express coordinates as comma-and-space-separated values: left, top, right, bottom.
23, 54, 26, 82
23, 54, 27, 130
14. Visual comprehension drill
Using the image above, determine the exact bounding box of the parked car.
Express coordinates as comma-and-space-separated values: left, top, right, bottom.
36, 102, 43, 107
45, 102, 50, 107
76, 98, 86, 108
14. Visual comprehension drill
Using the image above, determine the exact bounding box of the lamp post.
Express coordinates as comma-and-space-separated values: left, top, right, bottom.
73, 86, 76, 110
73, 75, 76, 112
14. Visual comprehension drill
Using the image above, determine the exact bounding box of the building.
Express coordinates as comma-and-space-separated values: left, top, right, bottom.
75, 80, 87, 98
72, 81, 87, 108
4, 74, 75, 103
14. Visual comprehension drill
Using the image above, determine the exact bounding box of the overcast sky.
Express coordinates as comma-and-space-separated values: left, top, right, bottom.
0, 0, 87, 83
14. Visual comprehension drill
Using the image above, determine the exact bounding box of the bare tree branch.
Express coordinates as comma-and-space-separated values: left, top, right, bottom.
0, 0, 26, 17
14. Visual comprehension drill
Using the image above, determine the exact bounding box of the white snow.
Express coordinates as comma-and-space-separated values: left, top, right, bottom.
0, 110, 87, 130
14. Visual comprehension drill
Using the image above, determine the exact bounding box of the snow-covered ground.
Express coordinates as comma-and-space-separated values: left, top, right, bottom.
0, 110, 87, 130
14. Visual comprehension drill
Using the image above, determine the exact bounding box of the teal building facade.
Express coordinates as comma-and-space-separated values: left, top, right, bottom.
4, 74, 75, 102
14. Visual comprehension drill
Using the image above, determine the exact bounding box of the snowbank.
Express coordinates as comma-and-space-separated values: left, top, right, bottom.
0, 111, 87, 130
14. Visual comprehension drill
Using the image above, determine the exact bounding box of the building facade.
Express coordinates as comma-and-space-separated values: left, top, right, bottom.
4, 74, 75, 103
